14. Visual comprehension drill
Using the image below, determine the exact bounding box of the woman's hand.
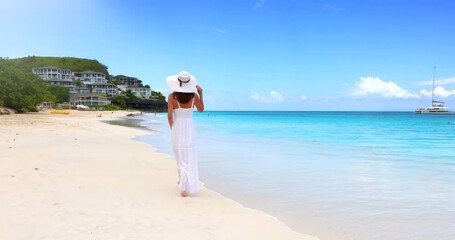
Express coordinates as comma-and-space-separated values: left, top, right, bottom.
196, 85, 203, 95
195, 85, 204, 112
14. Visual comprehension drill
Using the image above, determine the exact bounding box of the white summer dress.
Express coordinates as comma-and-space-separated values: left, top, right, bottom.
172, 98, 199, 194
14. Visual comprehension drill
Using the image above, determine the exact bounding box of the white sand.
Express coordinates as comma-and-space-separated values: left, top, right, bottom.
0, 110, 318, 240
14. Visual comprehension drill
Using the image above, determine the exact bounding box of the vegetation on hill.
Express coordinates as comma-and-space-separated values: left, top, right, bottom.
0, 62, 56, 112
1, 56, 109, 75
0, 56, 108, 112
0, 56, 168, 112
151, 91, 165, 101
47, 85, 70, 103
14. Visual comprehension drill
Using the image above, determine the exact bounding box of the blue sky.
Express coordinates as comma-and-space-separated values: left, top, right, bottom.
1, 0, 455, 111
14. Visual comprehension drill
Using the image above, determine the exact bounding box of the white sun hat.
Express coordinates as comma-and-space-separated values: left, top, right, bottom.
166, 71, 198, 93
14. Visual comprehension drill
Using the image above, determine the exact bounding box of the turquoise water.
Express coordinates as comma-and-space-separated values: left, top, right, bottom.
136, 111, 455, 240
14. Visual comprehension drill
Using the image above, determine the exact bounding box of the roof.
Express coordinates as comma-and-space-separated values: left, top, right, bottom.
114, 75, 137, 79
78, 70, 105, 75
45, 79, 74, 83
32, 66, 72, 71
85, 83, 115, 86
126, 86, 151, 90
33, 66, 58, 69
71, 93, 108, 98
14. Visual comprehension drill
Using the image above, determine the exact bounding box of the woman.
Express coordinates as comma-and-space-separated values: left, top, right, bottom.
166, 71, 204, 197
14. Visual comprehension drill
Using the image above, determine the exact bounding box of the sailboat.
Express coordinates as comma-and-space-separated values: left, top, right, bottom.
415, 67, 453, 114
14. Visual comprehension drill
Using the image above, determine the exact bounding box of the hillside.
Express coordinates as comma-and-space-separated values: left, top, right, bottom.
2, 56, 109, 75
0, 56, 110, 112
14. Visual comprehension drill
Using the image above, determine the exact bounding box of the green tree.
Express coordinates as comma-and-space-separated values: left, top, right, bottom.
111, 96, 127, 108
125, 89, 139, 102
151, 91, 165, 102
0, 64, 55, 112
111, 79, 121, 86
47, 85, 70, 103
74, 79, 83, 88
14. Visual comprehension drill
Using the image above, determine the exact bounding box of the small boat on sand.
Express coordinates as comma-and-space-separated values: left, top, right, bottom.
50, 110, 70, 115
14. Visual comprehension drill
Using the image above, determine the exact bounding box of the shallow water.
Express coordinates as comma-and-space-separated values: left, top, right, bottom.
136, 111, 455, 240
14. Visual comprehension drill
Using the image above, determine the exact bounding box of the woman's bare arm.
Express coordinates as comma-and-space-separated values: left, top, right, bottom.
195, 85, 204, 112
167, 93, 174, 128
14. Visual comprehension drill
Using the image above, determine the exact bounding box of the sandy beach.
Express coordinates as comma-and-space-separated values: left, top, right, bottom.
0, 110, 317, 240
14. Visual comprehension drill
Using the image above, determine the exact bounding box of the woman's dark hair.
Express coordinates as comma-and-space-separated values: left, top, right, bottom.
174, 92, 194, 104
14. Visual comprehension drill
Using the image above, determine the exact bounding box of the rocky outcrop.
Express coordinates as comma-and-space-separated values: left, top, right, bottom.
0, 107, 17, 115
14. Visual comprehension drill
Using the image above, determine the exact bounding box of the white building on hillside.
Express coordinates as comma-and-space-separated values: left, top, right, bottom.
73, 71, 117, 96
70, 93, 111, 106
32, 66, 73, 80
32, 66, 76, 93
32, 66, 118, 98
114, 75, 143, 86
74, 71, 107, 83
118, 85, 151, 99
87, 83, 118, 96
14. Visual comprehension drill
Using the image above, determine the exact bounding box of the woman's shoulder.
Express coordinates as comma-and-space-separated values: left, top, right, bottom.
167, 93, 175, 107
168, 93, 175, 103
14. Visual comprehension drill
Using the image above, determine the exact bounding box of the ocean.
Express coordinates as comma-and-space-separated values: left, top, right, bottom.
134, 111, 455, 240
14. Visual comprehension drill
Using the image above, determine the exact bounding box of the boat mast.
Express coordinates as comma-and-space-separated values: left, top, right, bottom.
432, 66, 436, 107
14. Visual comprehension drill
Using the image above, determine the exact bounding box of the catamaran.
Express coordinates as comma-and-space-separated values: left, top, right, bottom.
415, 67, 453, 114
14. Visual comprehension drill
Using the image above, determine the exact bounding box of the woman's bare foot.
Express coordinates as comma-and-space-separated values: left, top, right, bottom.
180, 191, 188, 197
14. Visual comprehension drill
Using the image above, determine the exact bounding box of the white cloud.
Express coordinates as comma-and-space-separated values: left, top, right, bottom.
250, 91, 261, 101
270, 91, 284, 102
420, 86, 455, 98
351, 76, 419, 99
420, 77, 455, 86
204, 94, 216, 103
250, 90, 284, 103
300, 95, 308, 101
253, 0, 266, 9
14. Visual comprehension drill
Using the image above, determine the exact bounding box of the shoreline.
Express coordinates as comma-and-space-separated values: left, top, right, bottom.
0, 110, 318, 240
103, 115, 312, 237
101, 117, 150, 130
